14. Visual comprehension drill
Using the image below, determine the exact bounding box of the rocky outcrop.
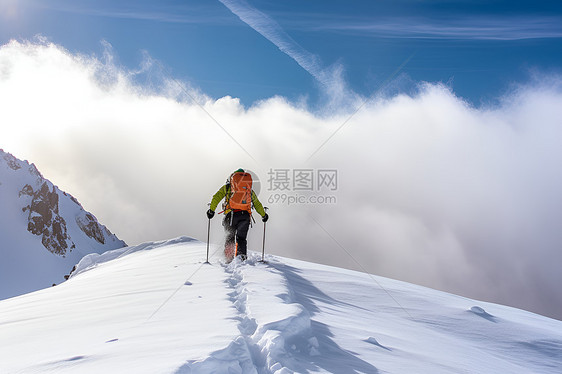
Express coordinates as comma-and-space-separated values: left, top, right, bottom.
22, 182, 74, 256
18, 184, 34, 197
76, 213, 106, 245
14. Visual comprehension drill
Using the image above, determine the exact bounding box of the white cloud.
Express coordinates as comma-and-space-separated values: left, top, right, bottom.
1, 40, 562, 320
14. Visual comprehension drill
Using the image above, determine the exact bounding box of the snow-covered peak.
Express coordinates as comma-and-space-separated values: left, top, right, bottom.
0, 238, 560, 373
0, 149, 126, 299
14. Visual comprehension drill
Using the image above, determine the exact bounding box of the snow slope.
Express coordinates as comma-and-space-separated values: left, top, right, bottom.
1, 237, 561, 374
0, 149, 126, 299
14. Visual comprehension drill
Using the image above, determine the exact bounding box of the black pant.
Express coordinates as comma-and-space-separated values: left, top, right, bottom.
223, 211, 251, 257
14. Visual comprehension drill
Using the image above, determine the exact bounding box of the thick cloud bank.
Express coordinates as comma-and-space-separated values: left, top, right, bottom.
1, 40, 561, 320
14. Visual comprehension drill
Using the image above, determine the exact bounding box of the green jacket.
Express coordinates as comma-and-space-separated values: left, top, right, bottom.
210, 184, 266, 217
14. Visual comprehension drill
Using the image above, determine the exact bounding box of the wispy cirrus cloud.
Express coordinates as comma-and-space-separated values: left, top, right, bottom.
304, 15, 562, 41
218, 0, 355, 104
26, 0, 230, 25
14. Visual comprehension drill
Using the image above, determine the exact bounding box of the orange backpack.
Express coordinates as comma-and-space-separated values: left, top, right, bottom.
226, 171, 253, 213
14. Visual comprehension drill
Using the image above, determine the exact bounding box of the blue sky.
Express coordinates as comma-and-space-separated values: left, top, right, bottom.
2, 0, 562, 107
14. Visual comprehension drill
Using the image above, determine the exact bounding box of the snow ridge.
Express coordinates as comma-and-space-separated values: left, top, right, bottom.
2, 239, 562, 374
71, 236, 200, 277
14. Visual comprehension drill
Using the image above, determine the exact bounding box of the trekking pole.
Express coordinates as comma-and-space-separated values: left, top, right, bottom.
261, 221, 267, 262
260, 207, 268, 263
205, 217, 211, 264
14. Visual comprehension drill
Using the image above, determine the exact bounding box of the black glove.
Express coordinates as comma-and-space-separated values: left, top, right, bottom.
206, 209, 215, 219
262, 213, 269, 223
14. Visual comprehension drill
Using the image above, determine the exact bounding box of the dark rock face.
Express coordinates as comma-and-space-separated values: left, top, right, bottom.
76, 213, 106, 245
19, 184, 34, 197
22, 182, 74, 256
